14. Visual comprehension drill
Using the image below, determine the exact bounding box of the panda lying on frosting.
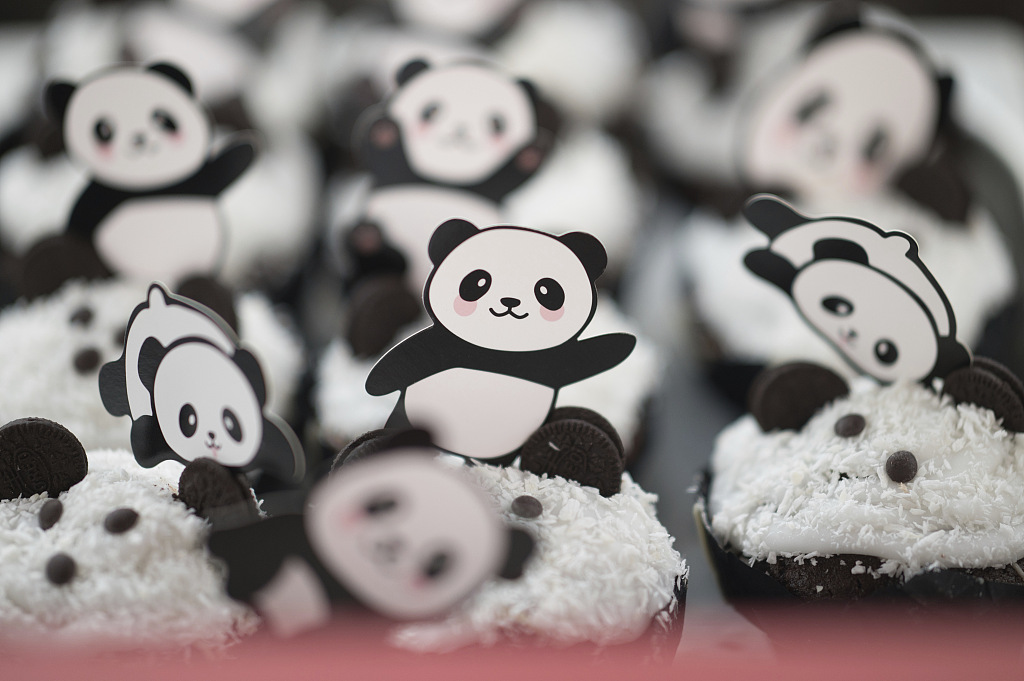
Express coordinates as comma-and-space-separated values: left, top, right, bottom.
366, 219, 635, 471
743, 194, 971, 385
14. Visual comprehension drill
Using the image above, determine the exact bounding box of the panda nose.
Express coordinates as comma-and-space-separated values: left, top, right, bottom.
208, 431, 216, 440
132, 132, 146, 147
500, 297, 520, 308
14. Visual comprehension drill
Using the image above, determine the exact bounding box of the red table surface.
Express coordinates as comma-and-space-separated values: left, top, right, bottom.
2, 605, 1022, 681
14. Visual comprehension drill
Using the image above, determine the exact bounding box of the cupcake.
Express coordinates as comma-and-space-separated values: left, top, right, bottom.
699, 358, 1024, 620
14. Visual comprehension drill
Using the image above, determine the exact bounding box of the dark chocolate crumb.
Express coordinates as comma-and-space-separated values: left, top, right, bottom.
104, 508, 139, 534
885, 450, 918, 483
73, 347, 102, 374
833, 413, 866, 438
511, 495, 543, 519
46, 552, 76, 585
39, 498, 63, 530
68, 306, 94, 327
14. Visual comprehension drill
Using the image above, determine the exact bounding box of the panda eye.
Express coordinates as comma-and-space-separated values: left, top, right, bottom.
422, 550, 452, 580
459, 269, 492, 302
421, 102, 440, 123
364, 494, 398, 517
152, 109, 178, 134
490, 114, 506, 136
179, 404, 197, 438
863, 126, 889, 163
794, 91, 830, 124
93, 118, 114, 144
874, 339, 899, 365
222, 408, 243, 442
534, 277, 564, 311
822, 296, 853, 317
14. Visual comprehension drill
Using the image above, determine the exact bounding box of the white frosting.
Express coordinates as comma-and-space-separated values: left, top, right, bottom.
709, 378, 1024, 577
391, 464, 685, 650
680, 194, 1017, 371
0, 449, 258, 650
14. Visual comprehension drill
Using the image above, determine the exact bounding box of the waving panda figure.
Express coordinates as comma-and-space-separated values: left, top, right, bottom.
743, 194, 971, 385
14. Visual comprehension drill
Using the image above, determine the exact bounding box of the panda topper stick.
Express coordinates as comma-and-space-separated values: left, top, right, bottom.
365, 219, 635, 462
742, 194, 970, 385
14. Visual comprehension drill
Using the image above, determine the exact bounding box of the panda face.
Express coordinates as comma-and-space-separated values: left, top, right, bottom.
390, 0, 523, 37
151, 342, 263, 467
64, 69, 210, 190
389, 64, 536, 185
306, 452, 505, 620
792, 260, 938, 383
427, 228, 595, 352
743, 32, 937, 199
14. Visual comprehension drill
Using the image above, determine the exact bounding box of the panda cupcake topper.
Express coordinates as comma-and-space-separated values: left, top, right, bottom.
365, 219, 635, 462
742, 194, 971, 385
42, 62, 257, 286
99, 283, 303, 483
208, 443, 535, 634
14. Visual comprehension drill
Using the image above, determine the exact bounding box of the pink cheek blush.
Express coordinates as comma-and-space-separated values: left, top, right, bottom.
453, 297, 477, 316
540, 306, 564, 322
95, 144, 113, 159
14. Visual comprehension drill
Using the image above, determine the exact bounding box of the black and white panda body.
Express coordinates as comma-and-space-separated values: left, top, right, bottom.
743, 195, 970, 385
45, 63, 256, 284
366, 219, 635, 461
350, 59, 549, 289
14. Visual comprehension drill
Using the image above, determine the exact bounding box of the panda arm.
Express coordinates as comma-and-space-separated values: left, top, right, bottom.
66, 183, 132, 240
365, 328, 454, 396
207, 514, 313, 602
186, 137, 257, 195
527, 333, 636, 388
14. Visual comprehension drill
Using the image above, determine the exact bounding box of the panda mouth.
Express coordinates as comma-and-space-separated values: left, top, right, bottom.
837, 327, 858, 347
490, 307, 528, 320
205, 438, 222, 455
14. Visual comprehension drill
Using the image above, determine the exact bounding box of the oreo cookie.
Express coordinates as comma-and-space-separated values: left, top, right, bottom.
942, 360, 1024, 433
0, 418, 88, 501
345, 276, 421, 358
176, 458, 258, 522
176, 275, 239, 334
520, 419, 623, 497
545, 407, 624, 462
748, 362, 849, 432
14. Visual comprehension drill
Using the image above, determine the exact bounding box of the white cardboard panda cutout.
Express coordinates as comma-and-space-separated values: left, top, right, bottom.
743, 194, 970, 384
99, 283, 303, 482
741, 20, 951, 202
208, 443, 534, 633
348, 58, 550, 289
389, 0, 525, 41
44, 63, 256, 284
366, 220, 635, 461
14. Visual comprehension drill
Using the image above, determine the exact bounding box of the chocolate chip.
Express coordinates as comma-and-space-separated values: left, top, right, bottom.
520, 419, 623, 497
46, 552, 76, 585
834, 414, 866, 438
511, 495, 543, 519
0, 418, 88, 501
39, 498, 63, 530
73, 347, 102, 374
104, 507, 139, 534
69, 306, 94, 327
748, 362, 849, 432
885, 451, 918, 483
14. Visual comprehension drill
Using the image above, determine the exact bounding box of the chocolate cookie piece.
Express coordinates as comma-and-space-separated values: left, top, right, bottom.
176, 458, 258, 522
748, 362, 849, 432
545, 407, 624, 462
520, 419, 623, 497
345, 276, 421, 358
0, 418, 88, 501
176, 276, 239, 334
331, 428, 434, 471
942, 363, 1024, 433
19, 235, 111, 300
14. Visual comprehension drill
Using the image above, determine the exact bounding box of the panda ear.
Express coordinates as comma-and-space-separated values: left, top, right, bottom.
396, 58, 430, 86
813, 238, 869, 265
936, 73, 954, 133
558, 232, 607, 282
744, 248, 797, 295
428, 219, 480, 266
147, 62, 194, 96
233, 349, 267, 408
743, 194, 808, 239
518, 78, 540, 106
499, 528, 535, 580
44, 81, 75, 122
138, 337, 169, 394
